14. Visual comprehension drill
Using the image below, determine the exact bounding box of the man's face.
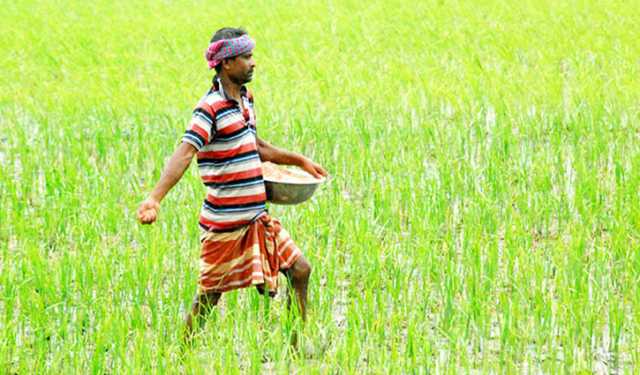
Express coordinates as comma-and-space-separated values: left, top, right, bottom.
225, 52, 256, 85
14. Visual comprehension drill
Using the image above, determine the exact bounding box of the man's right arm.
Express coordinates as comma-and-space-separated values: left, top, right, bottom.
137, 142, 198, 224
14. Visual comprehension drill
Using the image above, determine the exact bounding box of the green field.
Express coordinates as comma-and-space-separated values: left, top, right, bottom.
1, 0, 640, 373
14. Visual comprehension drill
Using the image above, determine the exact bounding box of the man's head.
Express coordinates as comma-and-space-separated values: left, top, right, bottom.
206, 27, 256, 85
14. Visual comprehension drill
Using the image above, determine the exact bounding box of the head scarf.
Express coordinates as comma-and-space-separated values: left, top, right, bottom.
205, 35, 255, 69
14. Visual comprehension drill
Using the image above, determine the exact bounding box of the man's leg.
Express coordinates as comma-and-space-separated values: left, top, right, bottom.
285, 255, 312, 321
184, 290, 222, 343
284, 255, 311, 351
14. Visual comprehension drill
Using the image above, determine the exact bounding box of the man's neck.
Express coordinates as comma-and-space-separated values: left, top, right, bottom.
218, 75, 243, 102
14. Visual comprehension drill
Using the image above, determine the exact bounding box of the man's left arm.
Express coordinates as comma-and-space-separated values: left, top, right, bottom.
256, 136, 328, 179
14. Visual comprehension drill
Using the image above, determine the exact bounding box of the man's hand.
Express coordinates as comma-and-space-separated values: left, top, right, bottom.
300, 158, 328, 179
256, 136, 328, 179
137, 198, 160, 224
136, 142, 197, 225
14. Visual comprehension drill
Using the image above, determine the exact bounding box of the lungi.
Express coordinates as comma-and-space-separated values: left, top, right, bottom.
198, 213, 302, 296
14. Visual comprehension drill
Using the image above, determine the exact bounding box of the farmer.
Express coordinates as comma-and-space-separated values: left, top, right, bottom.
136, 27, 327, 341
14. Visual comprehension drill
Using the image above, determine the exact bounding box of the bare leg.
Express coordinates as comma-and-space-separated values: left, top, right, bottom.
284, 256, 311, 351
286, 255, 312, 321
183, 290, 222, 344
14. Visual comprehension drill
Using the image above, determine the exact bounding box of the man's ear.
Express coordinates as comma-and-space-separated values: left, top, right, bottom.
222, 58, 234, 70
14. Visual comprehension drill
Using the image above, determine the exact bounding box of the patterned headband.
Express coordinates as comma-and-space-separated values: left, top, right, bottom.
205, 35, 255, 69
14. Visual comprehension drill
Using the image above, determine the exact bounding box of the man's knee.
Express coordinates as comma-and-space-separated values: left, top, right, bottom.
291, 257, 311, 282
196, 291, 221, 307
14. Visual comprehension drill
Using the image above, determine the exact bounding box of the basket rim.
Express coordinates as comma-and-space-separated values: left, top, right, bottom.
263, 176, 326, 185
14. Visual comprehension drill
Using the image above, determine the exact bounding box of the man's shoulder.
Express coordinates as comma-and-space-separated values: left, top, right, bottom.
200, 90, 226, 106
194, 90, 228, 115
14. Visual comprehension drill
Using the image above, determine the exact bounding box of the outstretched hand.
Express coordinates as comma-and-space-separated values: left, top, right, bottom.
300, 158, 328, 179
137, 198, 160, 224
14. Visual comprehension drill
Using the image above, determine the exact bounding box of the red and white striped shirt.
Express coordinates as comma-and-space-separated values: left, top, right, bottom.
182, 77, 266, 232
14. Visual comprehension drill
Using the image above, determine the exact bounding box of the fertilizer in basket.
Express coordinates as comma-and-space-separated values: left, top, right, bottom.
262, 162, 320, 183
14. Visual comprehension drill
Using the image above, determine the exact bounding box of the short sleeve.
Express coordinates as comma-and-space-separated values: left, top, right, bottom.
182, 103, 215, 150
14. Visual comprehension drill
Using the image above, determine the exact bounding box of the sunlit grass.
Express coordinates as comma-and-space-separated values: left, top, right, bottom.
1, 0, 639, 373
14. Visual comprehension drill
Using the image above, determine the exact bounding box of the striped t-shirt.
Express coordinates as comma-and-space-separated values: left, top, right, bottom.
182, 77, 266, 232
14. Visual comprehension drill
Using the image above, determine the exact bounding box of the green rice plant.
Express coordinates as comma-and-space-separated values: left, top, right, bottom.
2, 0, 640, 372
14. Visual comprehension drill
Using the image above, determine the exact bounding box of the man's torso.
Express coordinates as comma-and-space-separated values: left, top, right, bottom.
183, 79, 267, 232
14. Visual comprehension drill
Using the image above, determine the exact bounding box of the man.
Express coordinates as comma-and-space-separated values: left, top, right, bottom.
136, 27, 327, 341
